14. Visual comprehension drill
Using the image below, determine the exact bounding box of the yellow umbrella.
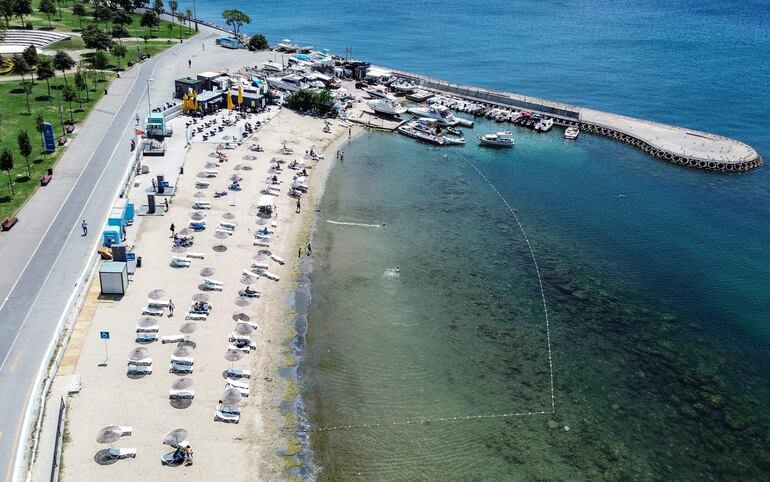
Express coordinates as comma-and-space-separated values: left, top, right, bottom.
227, 90, 234, 111
237, 84, 243, 105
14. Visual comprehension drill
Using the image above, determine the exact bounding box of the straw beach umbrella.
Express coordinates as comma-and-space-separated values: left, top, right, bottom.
224, 348, 245, 370
173, 346, 193, 357
162, 428, 189, 447
171, 246, 187, 254
253, 250, 271, 261
222, 388, 242, 406
137, 318, 158, 331
235, 323, 254, 335
194, 191, 207, 198
223, 212, 236, 220
190, 211, 206, 221
240, 274, 257, 285
179, 228, 194, 236
128, 347, 149, 361
233, 296, 250, 319
213, 231, 229, 252
192, 293, 210, 303
171, 378, 193, 390
148, 289, 166, 300
179, 323, 198, 335
199, 266, 216, 277
96, 426, 124, 444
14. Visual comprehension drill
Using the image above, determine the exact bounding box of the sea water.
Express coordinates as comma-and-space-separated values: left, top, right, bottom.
177, 1, 770, 479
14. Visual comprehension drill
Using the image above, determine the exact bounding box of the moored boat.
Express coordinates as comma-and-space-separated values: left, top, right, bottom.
564, 126, 580, 139
478, 131, 515, 147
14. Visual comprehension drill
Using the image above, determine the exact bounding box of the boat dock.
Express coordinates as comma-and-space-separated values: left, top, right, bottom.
390, 70, 762, 172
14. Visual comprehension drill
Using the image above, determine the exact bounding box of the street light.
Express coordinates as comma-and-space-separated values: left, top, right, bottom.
192, 0, 198, 31
146, 78, 154, 117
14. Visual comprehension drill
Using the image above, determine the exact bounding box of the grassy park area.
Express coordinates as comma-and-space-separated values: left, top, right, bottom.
0, 1, 198, 220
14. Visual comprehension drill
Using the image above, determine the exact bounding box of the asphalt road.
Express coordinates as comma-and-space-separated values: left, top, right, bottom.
0, 29, 222, 482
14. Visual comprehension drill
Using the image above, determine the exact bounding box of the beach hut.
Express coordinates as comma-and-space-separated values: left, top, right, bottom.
257, 196, 274, 215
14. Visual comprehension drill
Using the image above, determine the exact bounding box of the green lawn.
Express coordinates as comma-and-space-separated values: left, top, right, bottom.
0, 73, 113, 220
7, 0, 195, 40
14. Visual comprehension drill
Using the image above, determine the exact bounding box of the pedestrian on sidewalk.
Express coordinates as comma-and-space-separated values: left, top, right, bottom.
164, 198, 169, 212
170, 222, 175, 237
81, 219, 88, 236
168, 299, 175, 317
296, 197, 301, 213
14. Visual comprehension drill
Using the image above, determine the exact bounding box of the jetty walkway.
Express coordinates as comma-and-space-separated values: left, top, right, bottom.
393, 71, 762, 172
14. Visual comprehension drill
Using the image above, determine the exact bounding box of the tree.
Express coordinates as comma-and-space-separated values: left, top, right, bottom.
13, 0, 32, 25
36, 55, 55, 104
53, 50, 75, 85
131, 0, 146, 9
151, 0, 161, 14
0, 0, 13, 29
111, 10, 131, 27
222, 9, 250, 37
111, 42, 126, 68
34, 112, 45, 145
167, 0, 176, 23
21, 44, 36, 66
111, 23, 129, 39
38, 0, 57, 28
285, 89, 335, 116
74, 66, 87, 104
62, 84, 76, 120
0, 148, 14, 196
72, 2, 85, 30
87, 50, 108, 79
248, 33, 267, 51
17, 130, 32, 176
12, 54, 33, 113
139, 9, 158, 33
183, 7, 190, 26
82, 24, 113, 50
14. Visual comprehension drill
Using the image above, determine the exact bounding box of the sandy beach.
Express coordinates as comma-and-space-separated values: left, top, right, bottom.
55, 105, 358, 481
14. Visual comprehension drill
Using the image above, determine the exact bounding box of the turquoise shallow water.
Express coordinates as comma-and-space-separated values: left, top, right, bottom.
177, 0, 770, 479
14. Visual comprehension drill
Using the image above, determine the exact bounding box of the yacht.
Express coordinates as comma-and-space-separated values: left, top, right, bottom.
407, 105, 458, 126
261, 61, 282, 73
368, 98, 407, 117
406, 90, 433, 102
398, 121, 444, 146
478, 132, 515, 147
266, 74, 309, 92
564, 126, 580, 140
363, 85, 395, 101
535, 118, 554, 132
391, 80, 417, 95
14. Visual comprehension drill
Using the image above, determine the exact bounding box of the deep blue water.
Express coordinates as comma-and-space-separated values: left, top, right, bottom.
178, 1, 770, 479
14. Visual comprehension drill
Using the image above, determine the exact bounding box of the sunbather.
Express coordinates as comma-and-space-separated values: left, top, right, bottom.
243, 286, 257, 295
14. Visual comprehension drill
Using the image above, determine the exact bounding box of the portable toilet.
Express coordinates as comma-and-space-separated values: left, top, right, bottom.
102, 226, 121, 247
146, 113, 166, 138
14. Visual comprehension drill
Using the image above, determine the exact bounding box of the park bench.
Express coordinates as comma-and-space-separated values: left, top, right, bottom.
2, 217, 18, 231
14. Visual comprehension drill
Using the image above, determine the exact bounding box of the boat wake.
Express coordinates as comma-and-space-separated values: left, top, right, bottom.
326, 220, 383, 228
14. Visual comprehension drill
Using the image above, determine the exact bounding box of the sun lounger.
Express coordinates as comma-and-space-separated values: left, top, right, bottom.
253, 240, 270, 247
238, 321, 258, 330
219, 221, 236, 230
271, 221, 278, 228
228, 333, 252, 344
270, 255, 285, 265
161, 335, 189, 344
251, 261, 269, 270
107, 447, 136, 459
170, 355, 194, 365
203, 278, 224, 291
226, 378, 250, 390
148, 299, 170, 308
186, 252, 205, 259
225, 385, 249, 397
238, 289, 260, 298
203, 170, 218, 177
263, 272, 280, 281
195, 180, 210, 188
185, 312, 207, 321
227, 367, 251, 379
189, 302, 212, 314
169, 362, 193, 374
142, 306, 164, 316
135, 324, 159, 333
119, 426, 132, 436
169, 389, 196, 399
193, 201, 211, 210
214, 405, 240, 423
171, 256, 191, 267
227, 343, 252, 354
215, 228, 233, 236
127, 357, 152, 366
135, 332, 158, 342
127, 363, 152, 375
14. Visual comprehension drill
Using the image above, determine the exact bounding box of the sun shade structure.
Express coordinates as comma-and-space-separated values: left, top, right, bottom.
222, 388, 243, 405
148, 289, 166, 300
96, 426, 124, 444
179, 323, 198, 334
173, 346, 193, 357
199, 266, 216, 277
192, 293, 210, 302
128, 347, 150, 361
162, 428, 189, 447
172, 378, 194, 390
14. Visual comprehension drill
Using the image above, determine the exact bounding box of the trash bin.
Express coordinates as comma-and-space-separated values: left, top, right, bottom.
47, 167, 53, 176
137, 256, 142, 268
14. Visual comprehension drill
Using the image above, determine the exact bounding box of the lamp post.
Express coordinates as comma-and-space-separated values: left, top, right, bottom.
192, 0, 198, 31
146, 78, 154, 117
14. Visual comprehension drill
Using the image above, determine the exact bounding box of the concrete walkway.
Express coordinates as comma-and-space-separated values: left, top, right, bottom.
0, 24, 268, 482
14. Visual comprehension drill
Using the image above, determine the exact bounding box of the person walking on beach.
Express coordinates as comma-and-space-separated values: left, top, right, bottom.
168, 299, 175, 317
306, 243, 312, 256
188, 59, 191, 68
298, 247, 302, 257
170, 222, 175, 237
81, 219, 88, 236
296, 197, 301, 213
164, 198, 169, 212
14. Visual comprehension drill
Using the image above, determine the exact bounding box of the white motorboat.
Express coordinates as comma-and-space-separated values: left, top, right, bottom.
391, 80, 417, 95
406, 90, 433, 102
535, 118, 554, 132
363, 85, 394, 100
261, 61, 282, 73
368, 98, 406, 116
443, 136, 465, 145
266, 74, 309, 92
398, 122, 444, 146
478, 131, 515, 147
564, 126, 580, 139
408, 105, 458, 126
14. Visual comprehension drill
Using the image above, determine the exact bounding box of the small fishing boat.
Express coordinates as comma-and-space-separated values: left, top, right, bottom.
535, 118, 554, 132
478, 131, 515, 147
446, 126, 463, 137
564, 126, 580, 139
443, 136, 465, 146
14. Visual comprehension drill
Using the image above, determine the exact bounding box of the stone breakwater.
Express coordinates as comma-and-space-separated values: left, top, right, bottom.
392, 70, 762, 172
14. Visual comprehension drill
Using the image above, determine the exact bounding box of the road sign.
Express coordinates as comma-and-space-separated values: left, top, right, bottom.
100, 331, 110, 340
42, 122, 56, 153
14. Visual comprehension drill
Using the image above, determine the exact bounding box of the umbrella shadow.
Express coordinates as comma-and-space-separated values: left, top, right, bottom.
94, 449, 119, 465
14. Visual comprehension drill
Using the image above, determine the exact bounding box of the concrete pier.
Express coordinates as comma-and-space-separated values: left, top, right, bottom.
391, 70, 762, 172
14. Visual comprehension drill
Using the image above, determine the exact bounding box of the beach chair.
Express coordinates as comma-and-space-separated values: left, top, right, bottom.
127, 357, 152, 366
185, 312, 207, 321
238, 289, 260, 298
225, 384, 249, 397
142, 306, 164, 316
170, 256, 191, 268
215, 228, 233, 236
226, 378, 250, 390
189, 221, 207, 231
193, 201, 211, 210
270, 255, 285, 265
186, 252, 205, 259
135, 332, 158, 342
107, 447, 136, 459
119, 426, 132, 436
127, 363, 152, 375
251, 261, 269, 271
169, 362, 193, 374
169, 389, 196, 399
148, 299, 170, 308
203, 278, 224, 291
228, 333, 252, 344
263, 272, 281, 282
219, 221, 236, 231
161, 335, 188, 344
253, 240, 270, 248
203, 170, 218, 178
227, 367, 251, 379
214, 405, 240, 423
170, 355, 194, 365
195, 180, 210, 188
227, 343, 251, 354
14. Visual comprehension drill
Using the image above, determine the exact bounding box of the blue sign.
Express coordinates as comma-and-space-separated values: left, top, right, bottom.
42, 122, 56, 153
126, 252, 136, 261
100, 331, 110, 340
